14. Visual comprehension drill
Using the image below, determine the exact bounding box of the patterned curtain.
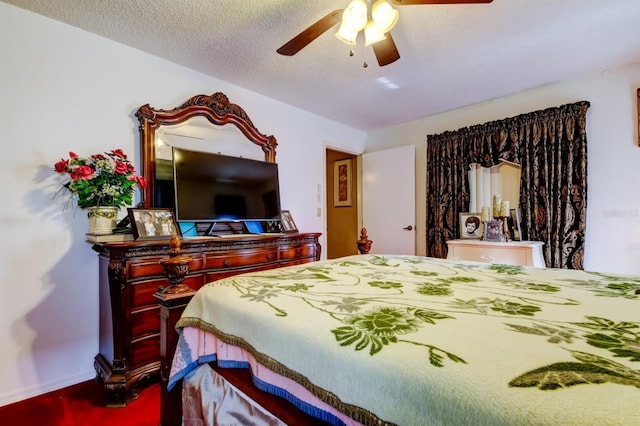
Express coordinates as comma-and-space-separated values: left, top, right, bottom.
426, 101, 590, 269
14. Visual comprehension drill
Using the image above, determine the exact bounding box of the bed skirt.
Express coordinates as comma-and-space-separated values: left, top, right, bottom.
183, 364, 286, 426
172, 326, 365, 426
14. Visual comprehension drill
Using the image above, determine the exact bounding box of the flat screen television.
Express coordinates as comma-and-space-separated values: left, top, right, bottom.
172, 147, 281, 222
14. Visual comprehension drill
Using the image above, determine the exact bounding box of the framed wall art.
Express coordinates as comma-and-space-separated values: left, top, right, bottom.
459, 212, 482, 239
128, 207, 181, 240
333, 158, 352, 207
280, 210, 298, 233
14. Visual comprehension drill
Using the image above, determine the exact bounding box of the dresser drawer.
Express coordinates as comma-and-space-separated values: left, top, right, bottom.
450, 244, 528, 265
128, 256, 204, 279
130, 306, 159, 339
204, 248, 278, 269
446, 240, 545, 268
206, 263, 276, 283
280, 257, 315, 267
130, 278, 164, 308
129, 334, 160, 370
130, 274, 206, 308
279, 244, 315, 260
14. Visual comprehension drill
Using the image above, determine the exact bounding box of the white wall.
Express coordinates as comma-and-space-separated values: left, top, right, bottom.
367, 62, 640, 275
0, 3, 365, 406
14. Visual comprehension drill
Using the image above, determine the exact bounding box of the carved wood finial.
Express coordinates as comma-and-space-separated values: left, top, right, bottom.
169, 235, 182, 257
356, 227, 373, 254
360, 228, 369, 239
158, 236, 193, 294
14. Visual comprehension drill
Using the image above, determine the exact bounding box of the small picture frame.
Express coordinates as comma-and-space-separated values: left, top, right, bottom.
459, 212, 482, 239
482, 219, 506, 242
128, 208, 181, 240
333, 158, 352, 207
280, 210, 298, 233
509, 208, 522, 241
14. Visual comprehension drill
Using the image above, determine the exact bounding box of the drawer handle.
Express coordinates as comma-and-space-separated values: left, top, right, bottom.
266, 254, 272, 261
480, 255, 495, 262
223, 259, 229, 268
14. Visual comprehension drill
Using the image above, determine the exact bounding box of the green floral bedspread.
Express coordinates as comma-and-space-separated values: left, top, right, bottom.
178, 255, 640, 425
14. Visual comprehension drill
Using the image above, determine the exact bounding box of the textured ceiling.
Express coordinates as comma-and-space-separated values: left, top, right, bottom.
4, 0, 640, 131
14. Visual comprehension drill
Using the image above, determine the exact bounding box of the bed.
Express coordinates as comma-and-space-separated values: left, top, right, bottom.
164, 254, 640, 425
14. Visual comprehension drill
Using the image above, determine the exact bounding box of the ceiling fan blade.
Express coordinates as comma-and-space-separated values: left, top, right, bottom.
372, 33, 400, 67
391, 0, 492, 4
277, 9, 344, 56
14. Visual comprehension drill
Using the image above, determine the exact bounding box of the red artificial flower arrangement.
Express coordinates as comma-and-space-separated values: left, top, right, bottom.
54, 149, 146, 209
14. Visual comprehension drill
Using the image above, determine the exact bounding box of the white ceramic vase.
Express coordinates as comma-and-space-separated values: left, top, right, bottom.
87, 206, 118, 235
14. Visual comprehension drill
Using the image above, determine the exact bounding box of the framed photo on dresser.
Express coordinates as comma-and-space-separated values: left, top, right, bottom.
128, 207, 181, 240
459, 212, 482, 239
482, 219, 506, 242
280, 210, 298, 233
509, 208, 522, 241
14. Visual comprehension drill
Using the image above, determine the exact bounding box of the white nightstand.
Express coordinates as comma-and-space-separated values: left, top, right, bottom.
446, 239, 545, 268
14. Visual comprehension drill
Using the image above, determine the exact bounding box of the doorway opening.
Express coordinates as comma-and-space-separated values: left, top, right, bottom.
325, 149, 359, 259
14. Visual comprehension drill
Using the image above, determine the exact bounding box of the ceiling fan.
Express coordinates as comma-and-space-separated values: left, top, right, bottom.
277, 0, 493, 67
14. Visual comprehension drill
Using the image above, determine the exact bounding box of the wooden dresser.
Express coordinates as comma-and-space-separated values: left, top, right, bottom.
92, 233, 321, 406
446, 239, 545, 268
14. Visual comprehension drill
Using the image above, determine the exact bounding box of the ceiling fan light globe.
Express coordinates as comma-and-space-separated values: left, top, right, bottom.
364, 19, 387, 46
336, 23, 358, 45
371, 0, 399, 33
343, 0, 368, 31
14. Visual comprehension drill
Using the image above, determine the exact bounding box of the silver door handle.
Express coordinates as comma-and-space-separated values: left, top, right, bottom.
403, 225, 413, 231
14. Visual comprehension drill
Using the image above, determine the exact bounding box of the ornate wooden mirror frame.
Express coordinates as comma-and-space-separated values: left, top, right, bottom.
135, 92, 278, 208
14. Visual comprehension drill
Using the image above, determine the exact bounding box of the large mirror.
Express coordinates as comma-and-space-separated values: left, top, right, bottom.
135, 92, 278, 208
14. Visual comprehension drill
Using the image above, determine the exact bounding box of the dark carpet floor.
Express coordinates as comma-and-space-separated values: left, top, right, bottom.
0, 380, 159, 426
